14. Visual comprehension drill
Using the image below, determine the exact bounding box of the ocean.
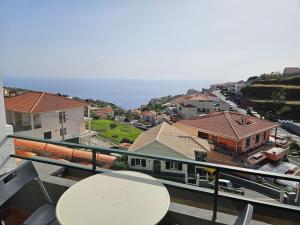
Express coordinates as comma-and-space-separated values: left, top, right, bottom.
3, 76, 216, 109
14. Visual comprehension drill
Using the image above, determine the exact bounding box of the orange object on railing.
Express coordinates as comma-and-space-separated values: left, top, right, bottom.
14, 139, 116, 167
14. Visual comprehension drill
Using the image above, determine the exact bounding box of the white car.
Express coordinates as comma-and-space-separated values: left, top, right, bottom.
218, 179, 234, 188
210, 179, 245, 195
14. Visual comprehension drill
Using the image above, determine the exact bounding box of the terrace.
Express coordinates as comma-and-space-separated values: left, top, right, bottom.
5, 111, 42, 132
1, 134, 300, 225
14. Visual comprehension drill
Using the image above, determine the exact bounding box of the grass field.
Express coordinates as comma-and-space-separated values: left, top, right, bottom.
91, 119, 142, 144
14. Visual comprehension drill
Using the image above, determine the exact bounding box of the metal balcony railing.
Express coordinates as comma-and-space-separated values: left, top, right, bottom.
7, 134, 300, 222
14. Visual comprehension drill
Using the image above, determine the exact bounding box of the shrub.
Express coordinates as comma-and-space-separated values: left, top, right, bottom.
120, 137, 133, 143
110, 123, 117, 129
111, 134, 119, 139
276, 106, 291, 116
111, 161, 127, 170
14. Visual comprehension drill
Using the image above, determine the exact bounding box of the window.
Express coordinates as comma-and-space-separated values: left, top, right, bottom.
141, 159, 146, 167
84, 106, 89, 117
263, 132, 267, 140
131, 158, 135, 166
212, 135, 217, 143
198, 131, 209, 139
33, 114, 39, 121
60, 128, 67, 136
130, 158, 146, 167
44, 131, 52, 139
246, 137, 250, 147
170, 162, 177, 169
136, 158, 140, 166
195, 167, 207, 177
255, 134, 260, 143
195, 151, 207, 161
59, 111, 66, 123
166, 161, 182, 170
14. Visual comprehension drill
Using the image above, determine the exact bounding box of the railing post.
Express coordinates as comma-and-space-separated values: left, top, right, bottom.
92, 150, 96, 172
212, 168, 220, 222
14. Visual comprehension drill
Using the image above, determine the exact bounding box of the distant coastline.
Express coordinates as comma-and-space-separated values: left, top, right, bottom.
4, 76, 218, 109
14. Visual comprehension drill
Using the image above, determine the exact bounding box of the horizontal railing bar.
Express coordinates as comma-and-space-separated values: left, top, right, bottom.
10, 154, 300, 213
10, 154, 102, 173
8, 134, 300, 182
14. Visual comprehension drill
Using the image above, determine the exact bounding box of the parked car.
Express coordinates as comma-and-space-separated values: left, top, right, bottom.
219, 179, 234, 188
209, 179, 245, 195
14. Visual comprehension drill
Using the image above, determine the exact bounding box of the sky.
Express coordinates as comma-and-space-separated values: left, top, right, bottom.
0, 0, 300, 81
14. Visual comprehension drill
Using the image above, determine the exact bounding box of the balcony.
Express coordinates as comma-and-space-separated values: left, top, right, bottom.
1, 134, 300, 225
12, 124, 42, 132
12, 125, 32, 132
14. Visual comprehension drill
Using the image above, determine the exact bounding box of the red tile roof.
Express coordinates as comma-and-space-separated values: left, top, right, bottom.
95, 106, 114, 114
142, 110, 157, 116
177, 111, 279, 140
175, 93, 217, 104
5, 91, 88, 113
188, 94, 216, 101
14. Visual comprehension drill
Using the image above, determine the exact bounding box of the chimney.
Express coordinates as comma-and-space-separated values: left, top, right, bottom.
0, 74, 16, 175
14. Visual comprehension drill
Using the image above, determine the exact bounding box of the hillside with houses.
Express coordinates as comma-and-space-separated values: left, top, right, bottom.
226, 67, 300, 122
3, 77, 300, 210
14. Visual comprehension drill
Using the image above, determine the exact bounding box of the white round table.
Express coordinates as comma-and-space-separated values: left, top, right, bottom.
56, 171, 170, 225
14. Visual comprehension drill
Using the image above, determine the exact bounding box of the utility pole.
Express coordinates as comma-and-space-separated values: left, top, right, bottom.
61, 116, 65, 141
59, 111, 65, 141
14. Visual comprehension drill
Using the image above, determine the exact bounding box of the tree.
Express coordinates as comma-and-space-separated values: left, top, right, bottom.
276, 106, 291, 116
271, 89, 286, 104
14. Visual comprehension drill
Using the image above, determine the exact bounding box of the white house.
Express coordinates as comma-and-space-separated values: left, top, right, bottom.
284, 67, 300, 76
3, 87, 9, 96
128, 122, 211, 184
5, 91, 91, 142
175, 93, 230, 118
227, 80, 247, 94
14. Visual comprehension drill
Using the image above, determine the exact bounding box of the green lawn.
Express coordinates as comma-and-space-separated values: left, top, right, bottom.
91, 119, 142, 144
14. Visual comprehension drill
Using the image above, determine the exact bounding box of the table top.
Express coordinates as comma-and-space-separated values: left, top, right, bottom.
56, 171, 170, 225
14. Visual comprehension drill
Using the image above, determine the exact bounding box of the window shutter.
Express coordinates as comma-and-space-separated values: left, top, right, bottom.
131, 158, 135, 166
59, 112, 62, 123
141, 159, 146, 167
166, 161, 170, 169
178, 163, 182, 171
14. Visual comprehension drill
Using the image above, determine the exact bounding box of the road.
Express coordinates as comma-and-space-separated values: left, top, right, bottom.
288, 156, 300, 167
243, 188, 279, 203
213, 89, 300, 201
